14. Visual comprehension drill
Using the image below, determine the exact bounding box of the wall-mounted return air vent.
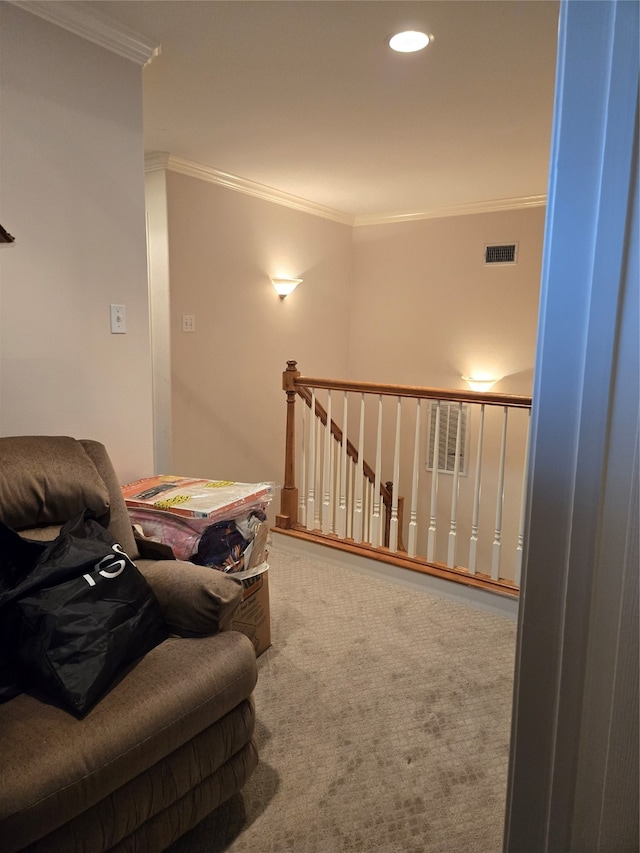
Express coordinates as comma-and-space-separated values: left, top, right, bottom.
426, 401, 469, 475
484, 243, 518, 265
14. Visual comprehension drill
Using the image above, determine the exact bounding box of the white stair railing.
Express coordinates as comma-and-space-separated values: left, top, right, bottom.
279, 362, 532, 594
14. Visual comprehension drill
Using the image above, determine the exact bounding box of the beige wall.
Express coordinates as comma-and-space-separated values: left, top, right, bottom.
162, 176, 544, 555
348, 209, 544, 576
165, 172, 353, 490
350, 208, 545, 394
0, 7, 544, 512
0, 5, 154, 484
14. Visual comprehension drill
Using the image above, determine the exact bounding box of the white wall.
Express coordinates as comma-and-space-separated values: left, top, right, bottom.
0, 4, 154, 484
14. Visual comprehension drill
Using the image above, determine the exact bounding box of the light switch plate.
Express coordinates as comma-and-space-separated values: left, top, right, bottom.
110, 304, 126, 334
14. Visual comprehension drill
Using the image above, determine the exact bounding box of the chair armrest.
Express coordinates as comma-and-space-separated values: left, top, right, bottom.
136, 559, 242, 636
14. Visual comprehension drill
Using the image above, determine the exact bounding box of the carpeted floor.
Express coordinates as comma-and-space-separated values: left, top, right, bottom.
167, 543, 516, 852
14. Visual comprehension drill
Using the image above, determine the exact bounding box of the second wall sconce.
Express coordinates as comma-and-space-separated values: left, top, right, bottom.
462, 375, 502, 392
271, 277, 302, 299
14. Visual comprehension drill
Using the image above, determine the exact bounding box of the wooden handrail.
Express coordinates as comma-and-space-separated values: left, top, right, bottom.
292, 373, 532, 410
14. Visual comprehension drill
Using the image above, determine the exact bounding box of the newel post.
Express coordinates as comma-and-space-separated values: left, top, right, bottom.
276, 360, 300, 529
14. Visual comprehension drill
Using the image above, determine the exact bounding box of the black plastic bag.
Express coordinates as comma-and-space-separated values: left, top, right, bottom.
0, 524, 48, 701
0, 510, 168, 716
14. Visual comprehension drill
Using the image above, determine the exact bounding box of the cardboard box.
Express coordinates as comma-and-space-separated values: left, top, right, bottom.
231, 569, 271, 656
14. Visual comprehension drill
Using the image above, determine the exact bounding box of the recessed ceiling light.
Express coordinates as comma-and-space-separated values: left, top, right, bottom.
388, 30, 433, 53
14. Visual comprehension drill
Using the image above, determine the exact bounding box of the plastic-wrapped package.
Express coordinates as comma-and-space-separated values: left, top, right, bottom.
123, 477, 274, 575
122, 476, 274, 520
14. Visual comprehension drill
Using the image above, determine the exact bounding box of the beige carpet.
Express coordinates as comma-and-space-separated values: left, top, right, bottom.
168, 543, 516, 852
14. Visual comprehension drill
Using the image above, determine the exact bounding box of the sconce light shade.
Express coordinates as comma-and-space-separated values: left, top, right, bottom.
462, 375, 501, 392
271, 277, 303, 299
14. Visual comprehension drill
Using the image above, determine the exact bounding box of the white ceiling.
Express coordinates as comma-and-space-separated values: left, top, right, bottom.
94, 0, 560, 221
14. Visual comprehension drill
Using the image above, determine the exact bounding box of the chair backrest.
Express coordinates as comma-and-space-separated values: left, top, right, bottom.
0, 436, 138, 558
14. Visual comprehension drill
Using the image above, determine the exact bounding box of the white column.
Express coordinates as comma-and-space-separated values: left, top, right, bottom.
145, 174, 172, 474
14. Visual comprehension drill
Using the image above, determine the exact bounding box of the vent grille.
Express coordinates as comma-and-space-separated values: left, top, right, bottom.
427, 402, 469, 475
484, 243, 518, 265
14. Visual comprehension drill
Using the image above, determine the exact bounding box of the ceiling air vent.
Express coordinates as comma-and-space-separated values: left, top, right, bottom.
484, 243, 518, 265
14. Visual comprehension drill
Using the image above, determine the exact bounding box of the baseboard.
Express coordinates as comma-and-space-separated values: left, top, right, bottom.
271, 530, 519, 621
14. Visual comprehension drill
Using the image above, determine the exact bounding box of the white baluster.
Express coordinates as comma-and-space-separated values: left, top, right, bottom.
306, 389, 316, 528
469, 404, 486, 574
427, 402, 441, 561
492, 406, 509, 580
389, 397, 402, 552
370, 479, 375, 542
298, 399, 307, 527
337, 391, 348, 537
371, 395, 383, 547
322, 390, 332, 533
363, 479, 371, 543
314, 414, 322, 530
447, 403, 464, 568
352, 394, 366, 542
347, 456, 355, 539
514, 409, 532, 586
408, 399, 421, 557
329, 426, 340, 533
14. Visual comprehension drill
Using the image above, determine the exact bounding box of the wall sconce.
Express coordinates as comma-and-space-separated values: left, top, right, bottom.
271, 277, 302, 299
0, 224, 15, 243
462, 375, 501, 392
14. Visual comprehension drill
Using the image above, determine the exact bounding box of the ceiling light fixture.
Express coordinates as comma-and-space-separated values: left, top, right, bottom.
271, 277, 303, 299
388, 30, 433, 53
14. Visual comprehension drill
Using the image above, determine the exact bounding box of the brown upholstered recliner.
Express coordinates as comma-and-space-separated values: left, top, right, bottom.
0, 436, 258, 852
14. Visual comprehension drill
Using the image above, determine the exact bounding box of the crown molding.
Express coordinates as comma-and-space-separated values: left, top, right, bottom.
145, 153, 356, 225
353, 195, 547, 226
145, 152, 172, 173
145, 153, 546, 226
9, 1, 160, 66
